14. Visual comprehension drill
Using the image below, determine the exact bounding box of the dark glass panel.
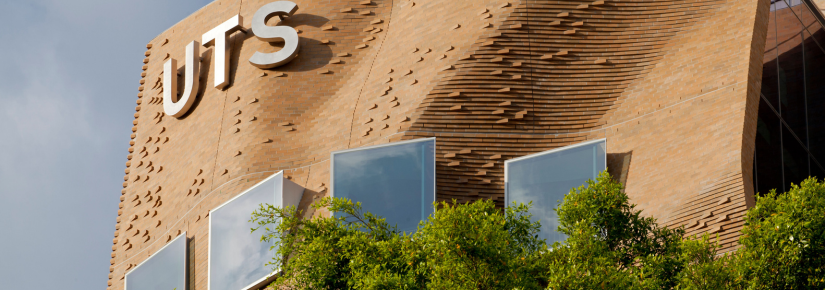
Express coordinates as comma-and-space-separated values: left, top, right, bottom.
804, 20, 825, 164
776, 5, 808, 144
783, 125, 810, 191
755, 97, 785, 195
811, 160, 825, 183
797, 0, 820, 33
763, 6, 780, 109
802, 3, 825, 50
753, 154, 758, 195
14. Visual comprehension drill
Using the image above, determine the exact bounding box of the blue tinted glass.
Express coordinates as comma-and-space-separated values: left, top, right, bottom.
507, 140, 606, 244
210, 175, 281, 290
125, 233, 186, 290
332, 139, 436, 233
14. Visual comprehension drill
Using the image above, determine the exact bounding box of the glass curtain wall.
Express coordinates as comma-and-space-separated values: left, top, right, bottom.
756, 0, 825, 194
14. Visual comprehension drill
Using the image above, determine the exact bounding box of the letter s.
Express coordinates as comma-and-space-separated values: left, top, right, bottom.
249, 1, 300, 69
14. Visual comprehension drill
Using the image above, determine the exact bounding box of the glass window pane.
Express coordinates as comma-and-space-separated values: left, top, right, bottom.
210, 173, 303, 290
783, 125, 810, 190
776, 5, 808, 144
331, 138, 436, 233
811, 160, 825, 183
755, 98, 784, 194
797, 0, 821, 35
505, 139, 606, 244
802, 3, 825, 50
763, 5, 780, 109
804, 25, 825, 164
775, 0, 803, 10
125, 233, 186, 290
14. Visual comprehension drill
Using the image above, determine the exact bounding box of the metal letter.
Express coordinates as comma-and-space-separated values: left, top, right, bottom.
202, 15, 243, 90
249, 1, 300, 69
163, 41, 200, 118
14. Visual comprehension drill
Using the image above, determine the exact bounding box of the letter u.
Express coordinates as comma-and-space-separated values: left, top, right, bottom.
163, 41, 200, 117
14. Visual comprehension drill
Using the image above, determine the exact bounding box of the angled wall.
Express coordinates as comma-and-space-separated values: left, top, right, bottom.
107, 0, 769, 289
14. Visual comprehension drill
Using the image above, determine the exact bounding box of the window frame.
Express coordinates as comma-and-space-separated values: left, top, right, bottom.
124, 231, 188, 290
207, 171, 303, 290
329, 137, 437, 223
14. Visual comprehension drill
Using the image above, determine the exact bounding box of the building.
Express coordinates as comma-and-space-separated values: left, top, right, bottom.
107, 0, 825, 289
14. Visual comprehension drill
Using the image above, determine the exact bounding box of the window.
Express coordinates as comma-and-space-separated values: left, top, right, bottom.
505, 139, 606, 244
755, 0, 825, 194
755, 99, 784, 194
125, 232, 187, 290
209, 171, 304, 290
776, 3, 808, 145
331, 138, 436, 233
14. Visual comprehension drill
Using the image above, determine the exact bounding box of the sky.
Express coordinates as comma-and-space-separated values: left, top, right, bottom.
0, 1, 211, 289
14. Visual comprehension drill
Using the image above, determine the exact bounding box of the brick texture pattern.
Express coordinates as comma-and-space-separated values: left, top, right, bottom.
107, 0, 770, 288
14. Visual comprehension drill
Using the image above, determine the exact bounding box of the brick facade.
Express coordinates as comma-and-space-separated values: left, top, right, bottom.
107, 0, 772, 288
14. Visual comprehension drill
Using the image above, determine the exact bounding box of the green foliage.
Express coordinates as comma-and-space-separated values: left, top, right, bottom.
673, 235, 741, 290
733, 178, 825, 289
251, 196, 546, 289
250, 173, 825, 290
542, 172, 718, 290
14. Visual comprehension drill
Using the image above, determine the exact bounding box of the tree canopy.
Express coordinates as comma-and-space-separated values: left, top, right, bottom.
250, 172, 825, 289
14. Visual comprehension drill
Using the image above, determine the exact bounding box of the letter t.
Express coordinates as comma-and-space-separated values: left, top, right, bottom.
202, 15, 244, 90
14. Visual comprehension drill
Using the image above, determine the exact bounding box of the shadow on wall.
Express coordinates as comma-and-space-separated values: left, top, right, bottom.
176, 48, 213, 120
258, 13, 334, 73
186, 237, 194, 290
608, 151, 632, 187
297, 187, 325, 219
172, 11, 336, 119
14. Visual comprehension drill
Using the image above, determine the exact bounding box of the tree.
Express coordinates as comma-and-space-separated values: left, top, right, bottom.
541, 171, 724, 290
733, 177, 825, 289
250, 173, 825, 289
251, 196, 546, 289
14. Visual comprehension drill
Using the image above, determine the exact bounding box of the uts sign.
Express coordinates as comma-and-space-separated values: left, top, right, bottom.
163, 1, 301, 118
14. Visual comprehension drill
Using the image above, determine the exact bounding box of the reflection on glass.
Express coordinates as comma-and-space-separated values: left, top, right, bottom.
773, 0, 802, 10
331, 138, 436, 233
125, 233, 186, 290
505, 139, 606, 244
805, 26, 825, 164
777, 3, 808, 144
756, 0, 825, 194
209, 172, 303, 290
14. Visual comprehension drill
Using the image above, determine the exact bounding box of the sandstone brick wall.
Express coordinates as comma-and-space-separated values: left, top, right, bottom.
813, 0, 825, 13
107, 0, 770, 288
